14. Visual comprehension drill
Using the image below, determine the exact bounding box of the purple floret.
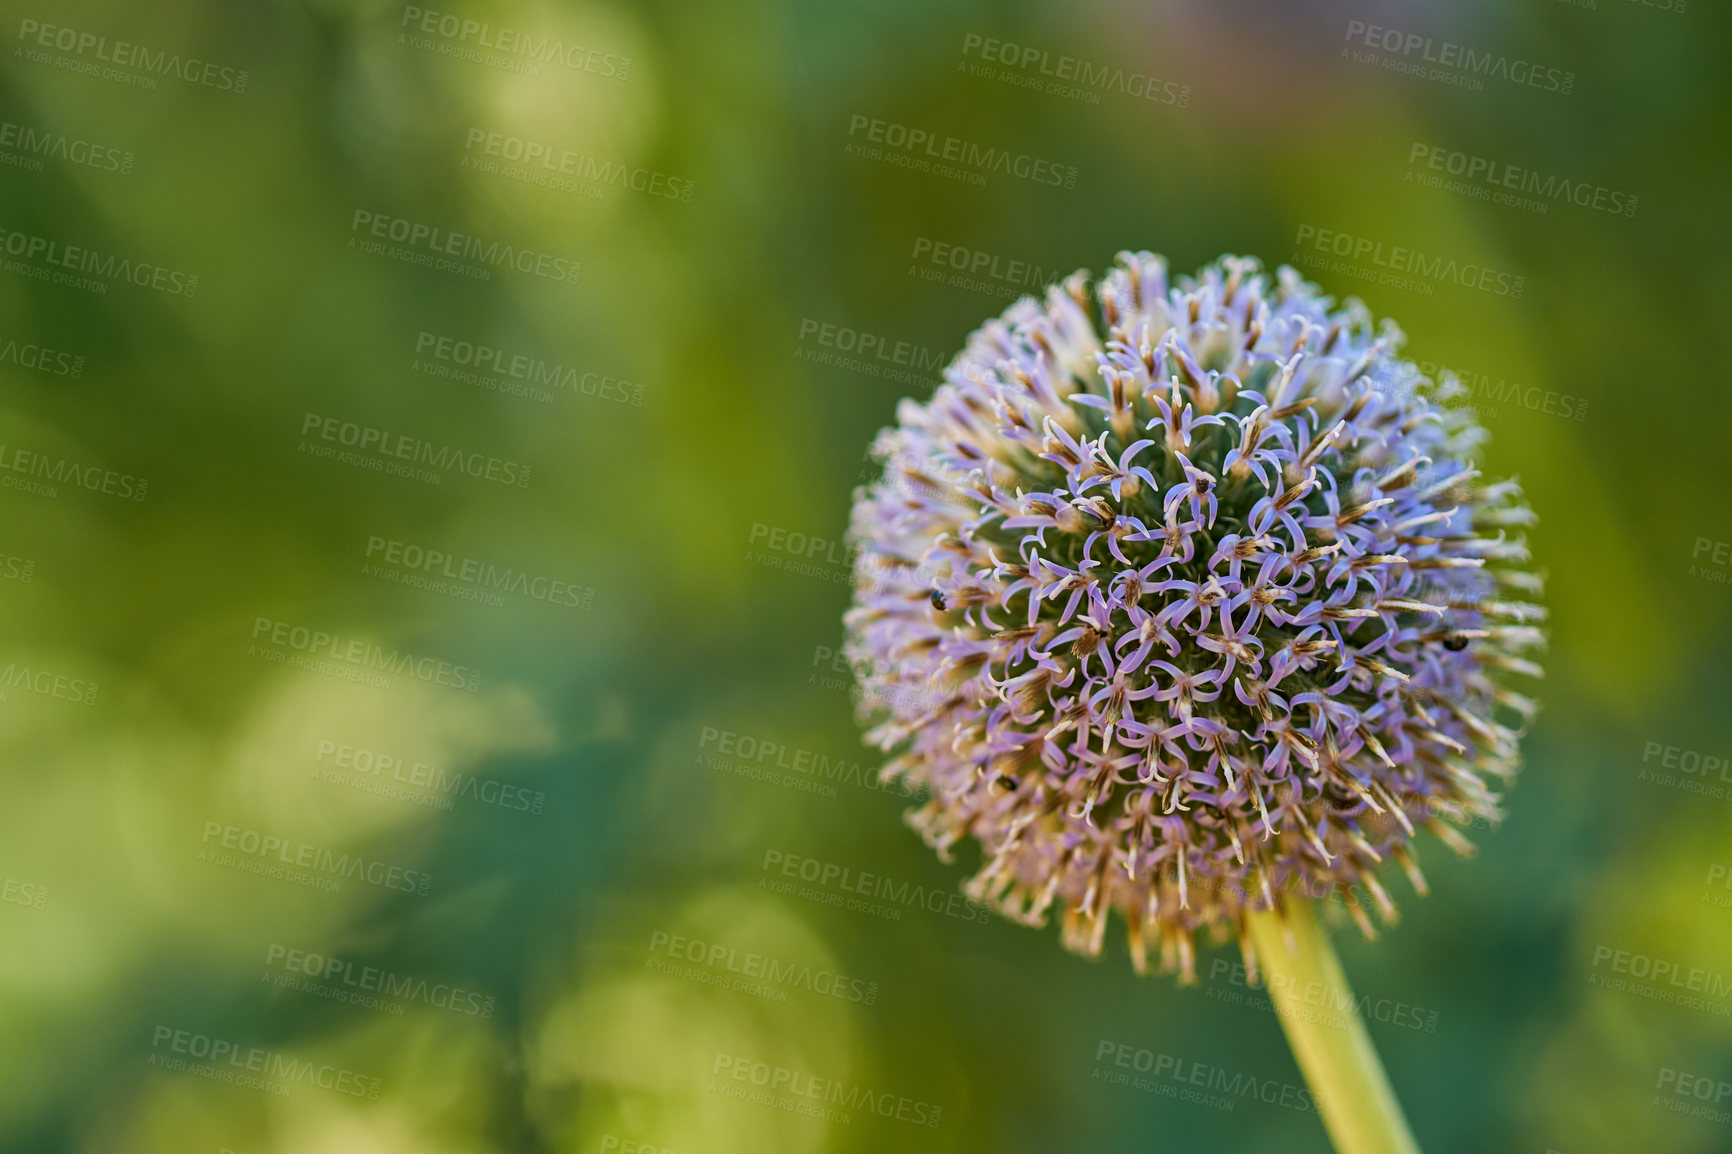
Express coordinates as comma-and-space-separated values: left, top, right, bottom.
844, 254, 1545, 980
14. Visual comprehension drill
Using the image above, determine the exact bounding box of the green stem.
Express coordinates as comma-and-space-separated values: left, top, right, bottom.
1244, 900, 1421, 1154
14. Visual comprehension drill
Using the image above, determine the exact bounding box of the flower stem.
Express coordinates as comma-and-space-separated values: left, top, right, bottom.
1244, 900, 1422, 1154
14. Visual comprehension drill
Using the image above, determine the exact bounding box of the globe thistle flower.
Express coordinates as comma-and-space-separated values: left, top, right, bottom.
844, 253, 1544, 983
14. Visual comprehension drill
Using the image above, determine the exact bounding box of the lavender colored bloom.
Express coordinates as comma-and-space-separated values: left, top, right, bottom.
844, 254, 1545, 980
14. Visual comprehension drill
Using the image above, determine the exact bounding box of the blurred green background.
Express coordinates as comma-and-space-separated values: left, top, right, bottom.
1, 0, 1729, 1151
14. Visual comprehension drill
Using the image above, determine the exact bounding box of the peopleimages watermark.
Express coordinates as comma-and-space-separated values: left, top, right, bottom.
0, 332, 84, 378
794, 317, 946, 389
646, 929, 880, 1006
1292, 224, 1525, 299
758, 849, 992, 925
199, 821, 433, 896
313, 739, 545, 816
710, 1053, 943, 1128
958, 32, 1190, 109
599, 1139, 677, 1154
148, 1025, 381, 1099
397, 6, 631, 80
349, 209, 581, 284
412, 330, 642, 407
298, 411, 532, 489
0, 549, 33, 583
1405, 144, 1637, 219
16, 19, 249, 93
1202, 958, 1441, 1036
0, 874, 48, 911
1690, 539, 1732, 589
462, 128, 694, 203
1654, 1067, 1732, 1127
1415, 358, 1588, 423
1702, 863, 1732, 911
698, 725, 912, 802
1341, 20, 1574, 95
1092, 1039, 1322, 1115
808, 641, 948, 716
0, 660, 98, 706
908, 235, 1055, 301
1638, 739, 1732, 801
0, 225, 197, 296
263, 943, 497, 1019
0, 442, 147, 502
247, 616, 483, 693
1556, 0, 1686, 16
1588, 943, 1731, 1017
363, 535, 594, 611
844, 113, 1078, 190
0, 119, 133, 176
744, 520, 855, 584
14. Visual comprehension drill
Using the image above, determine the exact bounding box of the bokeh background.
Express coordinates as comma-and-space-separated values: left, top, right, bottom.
1, 0, 1729, 1151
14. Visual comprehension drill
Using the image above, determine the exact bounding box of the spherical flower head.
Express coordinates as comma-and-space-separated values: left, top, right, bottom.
844, 253, 1545, 981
